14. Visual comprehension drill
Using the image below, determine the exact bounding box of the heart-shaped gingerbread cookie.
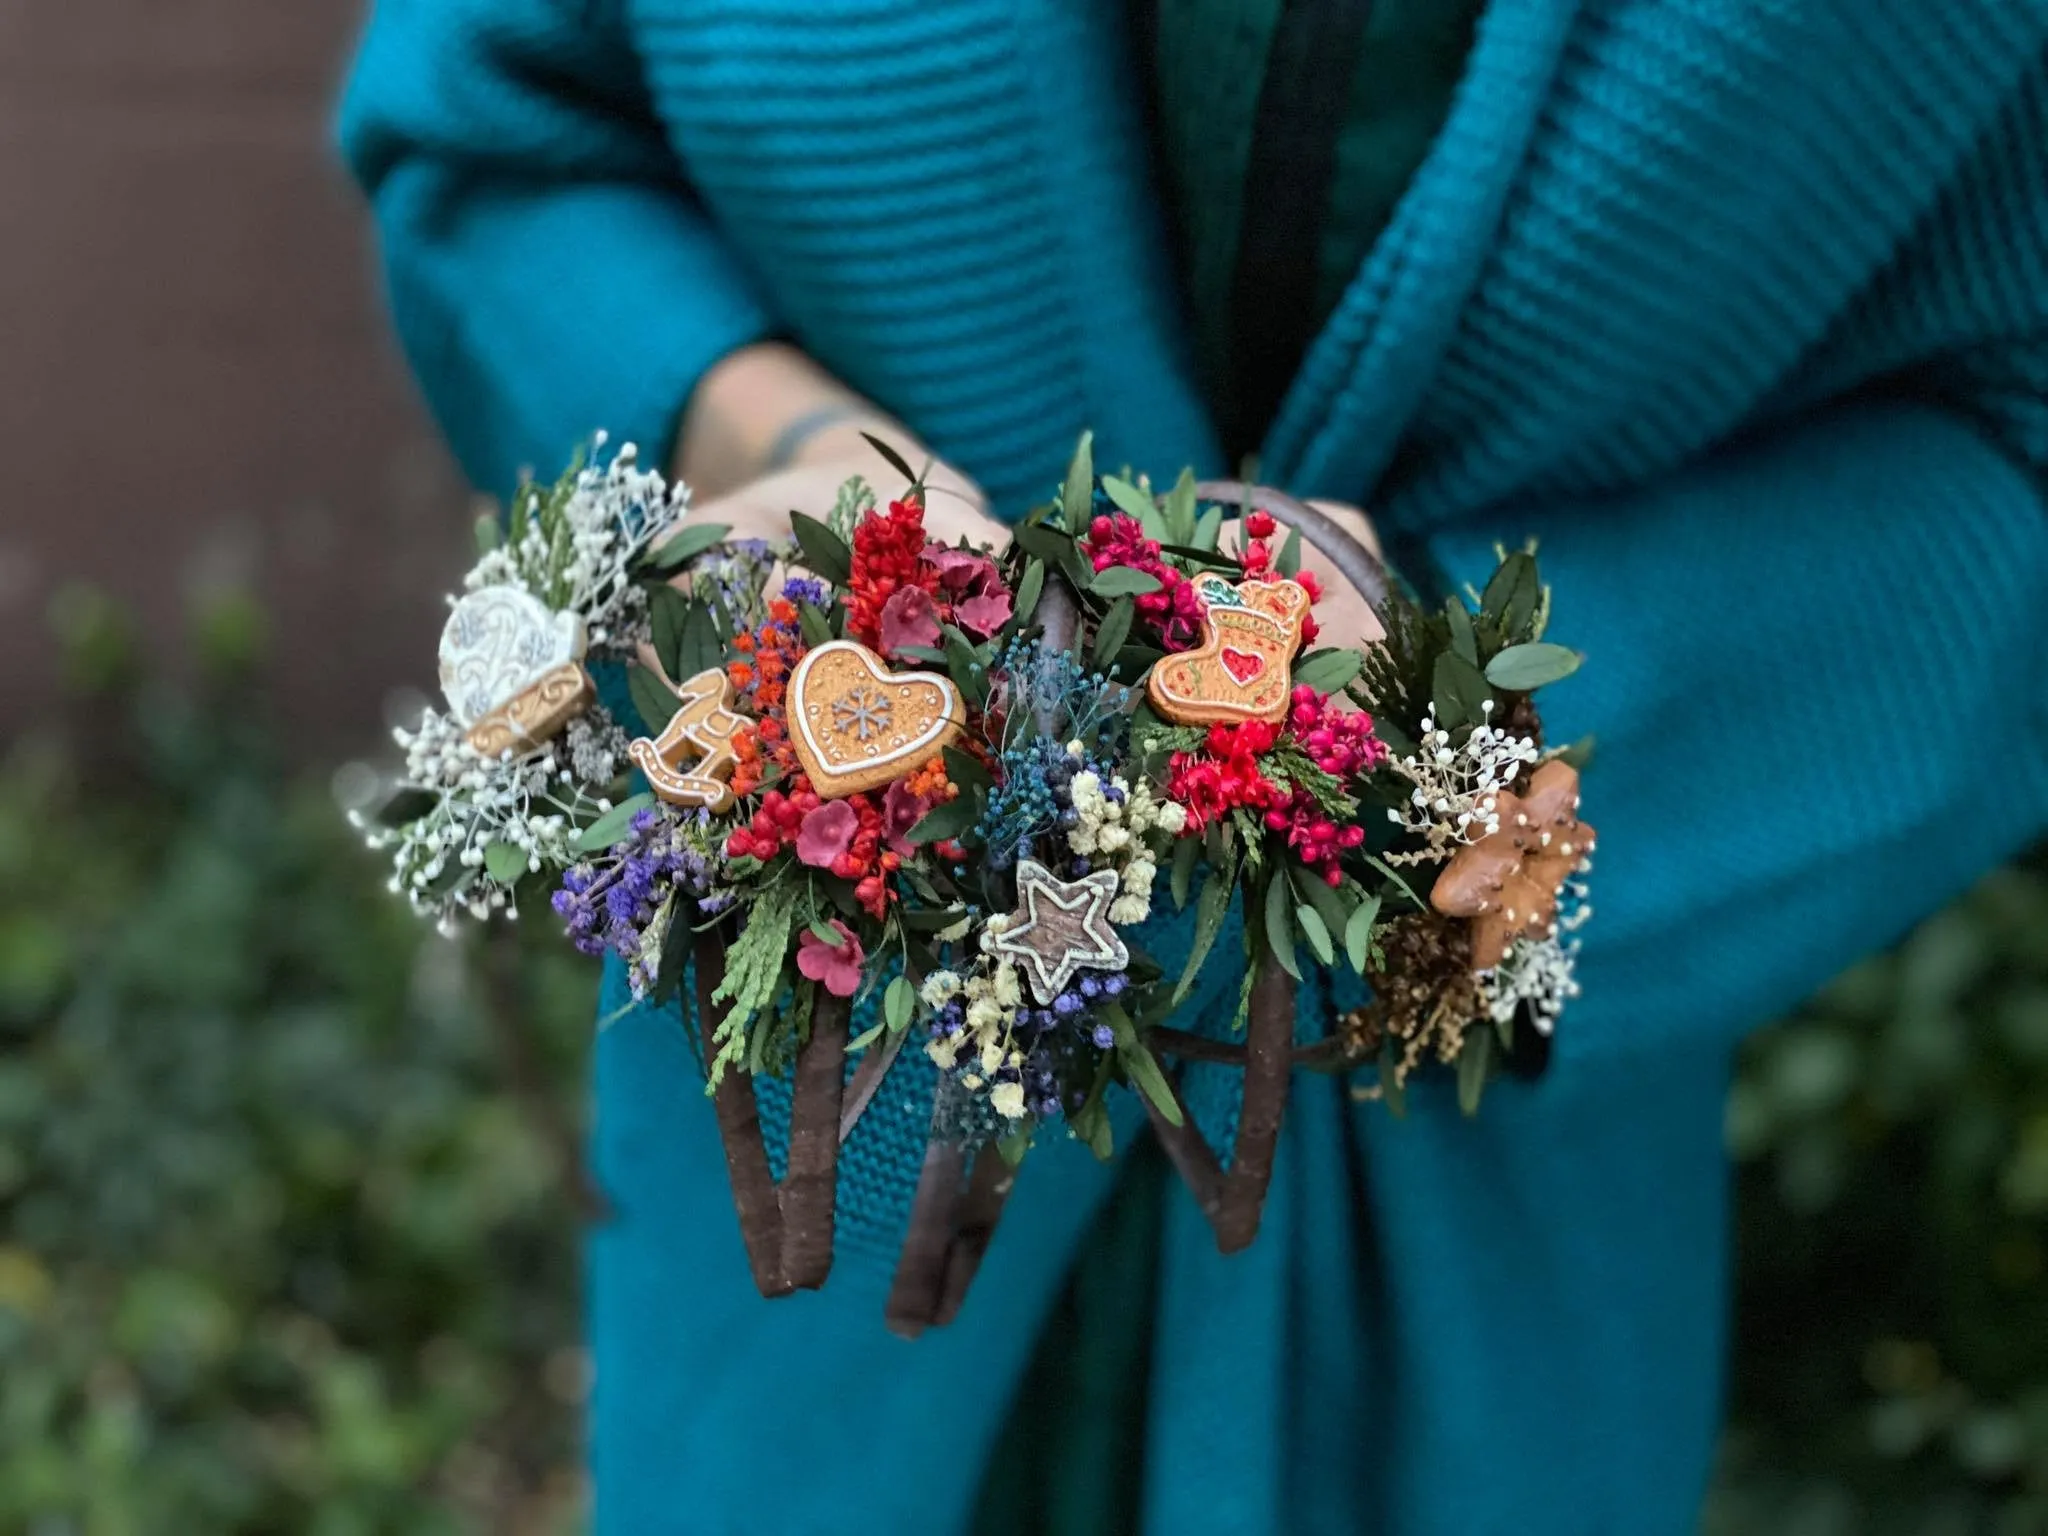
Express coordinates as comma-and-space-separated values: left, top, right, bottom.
788, 639, 967, 799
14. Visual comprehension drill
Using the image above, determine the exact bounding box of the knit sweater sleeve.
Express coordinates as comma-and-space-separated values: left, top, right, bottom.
337, 0, 776, 496
1422, 386, 2048, 1068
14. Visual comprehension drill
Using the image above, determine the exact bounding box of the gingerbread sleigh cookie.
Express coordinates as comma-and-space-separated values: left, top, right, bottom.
1146, 574, 1311, 725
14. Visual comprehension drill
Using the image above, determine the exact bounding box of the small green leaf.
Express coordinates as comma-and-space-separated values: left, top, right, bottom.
648, 585, 692, 681
1192, 503, 1223, 551
1295, 904, 1335, 966
996, 1129, 1033, 1167
1012, 558, 1046, 628
1169, 835, 1200, 911
1109, 1006, 1185, 1127
1479, 552, 1537, 631
627, 664, 682, 735
1164, 468, 1199, 545
942, 746, 993, 792
1556, 733, 1597, 770
1445, 598, 1478, 665
678, 601, 724, 681
1276, 525, 1302, 578
798, 602, 834, 647
1263, 875, 1301, 980
1293, 647, 1365, 695
1344, 894, 1381, 973
1431, 650, 1493, 730
1013, 523, 1074, 566
1484, 642, 1582, 692
860, 431, 920, 486
1090, 566, 1164, 598
906, 791, 982, 845
483, 840, 528, 884
1457, 1027, 1494, 1116
884, 975, 915, 1032
1364, 854, 1427, 912
808, 917, 847, 946
1061, 432, 1095, 530
573, 791, 657, 854
1172, 867, 1235, 1005
643, 520, 732, 571
374, 786, 438, 829
650, 902, 692, 1003
1071, 1055, 1116, 1160
1379, 1038, 1408, 1118
1100, 475, 1155, 524
845, 1021, 887, 1053
789, 512, 853, 586
1092, 597, 1135, 671
900, 905, 969, 933
942, 625, 987, 708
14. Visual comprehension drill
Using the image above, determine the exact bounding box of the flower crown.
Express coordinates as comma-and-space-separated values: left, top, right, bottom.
360, 433, 1593, 1331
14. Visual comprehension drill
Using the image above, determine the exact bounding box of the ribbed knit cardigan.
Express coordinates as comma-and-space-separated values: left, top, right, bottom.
339, 4, 2048, 1532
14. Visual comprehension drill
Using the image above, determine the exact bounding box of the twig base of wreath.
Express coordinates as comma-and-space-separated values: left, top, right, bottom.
1142, 961, 1296, 1253
695, 935, 848, 1298
885, 1125, 1018, 1337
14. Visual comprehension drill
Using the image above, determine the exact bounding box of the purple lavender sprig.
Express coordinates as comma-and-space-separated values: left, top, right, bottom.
553, 806, 729, 996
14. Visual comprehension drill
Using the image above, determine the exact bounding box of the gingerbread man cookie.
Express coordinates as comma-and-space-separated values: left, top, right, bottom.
1145, 575, 1311, 726
1430, 759, 1596, 969
786, 639, 966, 799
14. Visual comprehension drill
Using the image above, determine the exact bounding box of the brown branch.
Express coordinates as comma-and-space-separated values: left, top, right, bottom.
934, 1147, 1018, 1327
1216, 964, 1294, 1252
1149, 1025, 1354, 1071
1140, 963, 1298, 1255
696, 936, 792, 1298
885, 1139, 967, 1338
839, 1026, 906, 1145
780, 992, 848, 1290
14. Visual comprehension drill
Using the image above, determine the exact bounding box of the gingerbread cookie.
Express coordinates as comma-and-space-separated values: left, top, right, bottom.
786, 639, 966, 799
1145, 575, 1310, 726
439, 587, 594, 755
1430, 759, 1596, 969
989, 860, 1130, 1004
628, 667, 750, 812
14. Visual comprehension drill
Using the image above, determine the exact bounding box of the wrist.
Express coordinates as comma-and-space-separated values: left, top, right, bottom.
677, 341, 907, 497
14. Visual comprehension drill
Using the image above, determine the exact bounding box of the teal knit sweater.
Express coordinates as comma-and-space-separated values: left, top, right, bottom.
340, 3, 2048, 1532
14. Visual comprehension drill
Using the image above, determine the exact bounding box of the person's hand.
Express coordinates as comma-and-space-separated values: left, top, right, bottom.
1217, 495, 1384, 653
672, 341, 1004, 555
684, 425, 1000, 556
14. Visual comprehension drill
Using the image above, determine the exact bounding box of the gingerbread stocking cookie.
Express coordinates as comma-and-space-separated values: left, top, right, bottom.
1145, 575, 1310, 725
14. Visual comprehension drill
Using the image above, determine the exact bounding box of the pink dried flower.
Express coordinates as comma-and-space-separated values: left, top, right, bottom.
796, 920, 866, 997
795, 800, 859, 869
879, 584, 943, 657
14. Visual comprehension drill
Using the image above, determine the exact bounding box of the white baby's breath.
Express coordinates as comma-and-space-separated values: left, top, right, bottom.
1384, 705, 1541, 866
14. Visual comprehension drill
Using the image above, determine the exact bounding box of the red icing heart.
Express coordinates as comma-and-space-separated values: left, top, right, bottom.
1220, 646, 1265, 685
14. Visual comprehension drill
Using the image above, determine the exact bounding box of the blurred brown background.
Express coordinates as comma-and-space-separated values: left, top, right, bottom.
0, 0, 466, 754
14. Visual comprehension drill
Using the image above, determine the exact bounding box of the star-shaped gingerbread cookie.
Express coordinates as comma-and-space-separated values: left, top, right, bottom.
990, 859, 1130, 1004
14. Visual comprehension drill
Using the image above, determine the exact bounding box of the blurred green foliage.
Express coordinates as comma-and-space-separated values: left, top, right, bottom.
0, 592, 594, 1535
1709, 861, 2048, 1536
5, 587, 2047, 1533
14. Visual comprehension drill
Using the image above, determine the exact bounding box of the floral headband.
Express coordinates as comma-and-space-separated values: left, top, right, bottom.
357, 433, 1593, 1332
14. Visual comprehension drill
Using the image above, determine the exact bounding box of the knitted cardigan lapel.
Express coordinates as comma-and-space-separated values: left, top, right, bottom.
1260, 0, 1583, 506
1258, 0, 2048, 530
